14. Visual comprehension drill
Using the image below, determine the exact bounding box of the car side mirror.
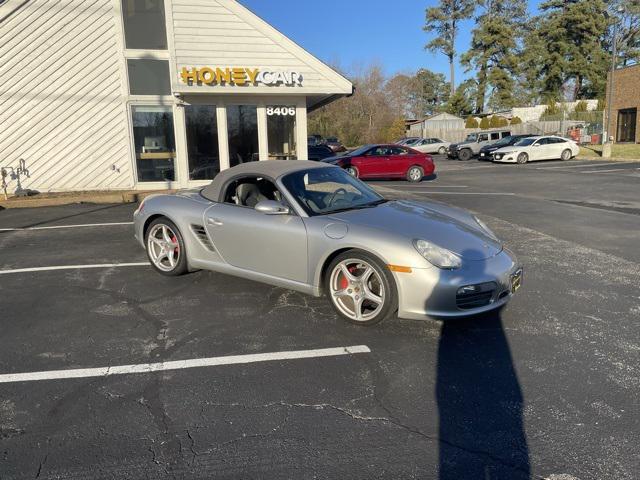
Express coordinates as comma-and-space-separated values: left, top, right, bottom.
255, 200, 290, 215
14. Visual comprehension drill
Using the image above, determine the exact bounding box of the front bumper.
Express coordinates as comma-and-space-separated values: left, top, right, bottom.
492, 152, 518, 163
394, 249, 522, 320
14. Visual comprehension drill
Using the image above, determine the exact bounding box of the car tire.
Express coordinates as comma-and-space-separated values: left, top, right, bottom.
345, 166, 359, 178
145, 217, 189, 276
406, 165, 424, 183
561, 149, 572, 161
325, 250, 397, 326
438, 146, 446, 155
458, 149, 472, 161
516, 152, 529, 164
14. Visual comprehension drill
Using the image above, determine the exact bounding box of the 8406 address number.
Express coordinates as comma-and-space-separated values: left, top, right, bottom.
267, 106, 296, 116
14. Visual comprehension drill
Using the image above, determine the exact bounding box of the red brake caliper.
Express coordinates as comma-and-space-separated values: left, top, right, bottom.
171, 235, 179, 254
340, 266, 356, 289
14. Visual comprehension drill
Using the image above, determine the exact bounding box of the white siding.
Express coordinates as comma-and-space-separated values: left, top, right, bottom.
170, 0, 352, 96
0, 0, 133, 192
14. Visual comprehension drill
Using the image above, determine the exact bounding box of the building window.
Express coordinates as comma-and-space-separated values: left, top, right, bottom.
127, 59, 171, 95
227, 105, 259, 166
185, 105, 220, 180
121, 0, 168, 50
131, 106, 176, 182
267, 106, 297, 159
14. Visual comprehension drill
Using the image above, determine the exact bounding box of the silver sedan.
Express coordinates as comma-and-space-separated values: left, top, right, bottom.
133, 161, 522, 325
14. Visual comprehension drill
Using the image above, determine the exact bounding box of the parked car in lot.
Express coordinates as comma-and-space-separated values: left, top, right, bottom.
325, 137, 347, 153
396, 137, 422, 146
477, 134, 534, 160
308, 134, 325, 147
448, 129, 512, 161
308, 144, 335, 161
322, 144, 434, 182
492, 136, 579, 164
134, 161, 522, 325
411, 137, 451, 155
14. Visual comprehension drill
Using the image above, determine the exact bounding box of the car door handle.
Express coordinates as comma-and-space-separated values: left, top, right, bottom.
207, 218, 223, 226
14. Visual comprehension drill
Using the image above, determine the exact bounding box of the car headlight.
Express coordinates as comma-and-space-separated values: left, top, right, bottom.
474, 216, 499, 241
413, 239, 461, 269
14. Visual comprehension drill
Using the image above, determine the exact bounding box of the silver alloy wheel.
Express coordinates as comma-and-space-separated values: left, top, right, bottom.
345, 167, 357, 177
438, 146, 446, 155
329, 259, 385, 322
408, 167, 422, 181
561, 149, 571, 160
147, 224, 180, 272
517, 152, 528, 164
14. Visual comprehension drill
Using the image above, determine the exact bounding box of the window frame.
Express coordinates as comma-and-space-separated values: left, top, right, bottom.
120, 0, 169, 51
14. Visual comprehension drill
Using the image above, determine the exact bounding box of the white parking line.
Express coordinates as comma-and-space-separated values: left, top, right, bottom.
0, 222, 133, 232
0, 263, 149, 275
580, 168, 636, 174
535, 162, 619, 170
0, 345, 371, 384
392, 185, 469, 189
403, 192, 516, 195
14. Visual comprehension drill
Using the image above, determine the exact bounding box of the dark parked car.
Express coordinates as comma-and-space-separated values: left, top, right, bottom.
325, 137, 347, 153
322, 144, 434, 182
308, 135, 325, 147
477, 134, 534, 160
308, 144, 335, 161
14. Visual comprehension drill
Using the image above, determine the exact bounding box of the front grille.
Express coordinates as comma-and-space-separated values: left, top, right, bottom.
191, 224, 215, 251
456, 281, 497, 310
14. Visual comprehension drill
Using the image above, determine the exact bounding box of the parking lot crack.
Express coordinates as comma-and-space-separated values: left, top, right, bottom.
34, 453, 47, 479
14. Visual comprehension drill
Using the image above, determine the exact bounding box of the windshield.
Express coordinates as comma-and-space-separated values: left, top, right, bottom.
465, 133, 478, 142
492, 136, 515, 147
514, 137, 537, 146
281, 167, 386, 216
347, 145, 373, 157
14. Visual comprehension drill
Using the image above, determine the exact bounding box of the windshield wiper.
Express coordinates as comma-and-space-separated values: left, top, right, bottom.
324, 198, 388, 214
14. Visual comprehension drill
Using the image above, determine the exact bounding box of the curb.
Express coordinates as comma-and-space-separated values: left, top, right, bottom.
0, 190, 175, 209
575, 156, 637, 162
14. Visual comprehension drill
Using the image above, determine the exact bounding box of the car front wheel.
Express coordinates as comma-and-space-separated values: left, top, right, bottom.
326, 251, 397, 326
345, 166, 359, 178
145, 217, 188, 276
561, 149, 572, 161
438, 146, 446, 155
458, 149, 472, 161
517, 152, 529, 164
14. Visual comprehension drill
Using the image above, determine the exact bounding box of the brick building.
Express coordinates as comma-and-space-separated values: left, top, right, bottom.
606, 64, 640, 143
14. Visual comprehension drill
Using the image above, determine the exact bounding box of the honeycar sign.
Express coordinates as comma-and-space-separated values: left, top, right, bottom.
180, 67, 304, 87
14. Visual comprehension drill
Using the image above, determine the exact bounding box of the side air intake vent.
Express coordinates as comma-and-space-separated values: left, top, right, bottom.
191, 225, 215, 251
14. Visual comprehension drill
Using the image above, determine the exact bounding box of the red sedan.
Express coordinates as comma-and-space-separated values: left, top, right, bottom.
321, 144, 435, 182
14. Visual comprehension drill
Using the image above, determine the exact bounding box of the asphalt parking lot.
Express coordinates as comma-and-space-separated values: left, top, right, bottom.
1, 157, 639, 479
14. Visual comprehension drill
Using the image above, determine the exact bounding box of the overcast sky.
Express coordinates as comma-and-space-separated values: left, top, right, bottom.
240, 0, 542, 82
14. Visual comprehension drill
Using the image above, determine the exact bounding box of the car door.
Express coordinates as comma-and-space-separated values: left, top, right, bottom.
548, 137, 566, 159
204, 177, 308, 282
387, 146, 414, 176
530, 138, 549, 161
358, 146, 389, 178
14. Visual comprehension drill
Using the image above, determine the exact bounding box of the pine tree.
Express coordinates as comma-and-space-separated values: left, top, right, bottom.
610, 0, 640, 67
461, 0, 527, 112
424, 0, 475, 96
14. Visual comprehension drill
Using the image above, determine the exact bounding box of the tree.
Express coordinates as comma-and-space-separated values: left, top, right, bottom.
479, 117, 491, 129
465, 116, 479, 128
424, 0, 475, 96
610, 0, 640, 67
413, 68, 451, 116
445, 79, 475, 117
510, 116, 523, 125
461, 0, 528, 112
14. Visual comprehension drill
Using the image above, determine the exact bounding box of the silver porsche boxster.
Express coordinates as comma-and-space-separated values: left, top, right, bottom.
133, 161, 522, 325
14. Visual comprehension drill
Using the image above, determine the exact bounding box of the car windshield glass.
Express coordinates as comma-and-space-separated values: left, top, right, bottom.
347, 145, 373, 156
281, 167, 385, 216
465, 133, 478, 142
514, 137, 537, 146
492, 136, 514, 147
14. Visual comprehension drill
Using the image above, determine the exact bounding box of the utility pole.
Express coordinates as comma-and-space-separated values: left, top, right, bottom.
603, 6, 624, 158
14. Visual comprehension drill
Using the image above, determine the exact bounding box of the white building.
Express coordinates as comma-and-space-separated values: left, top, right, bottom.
0, 0, 352, 192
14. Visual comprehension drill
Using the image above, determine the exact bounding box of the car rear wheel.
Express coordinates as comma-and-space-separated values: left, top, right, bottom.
438, 146, 446, 155
345, 166, 359, 178
561, 149, 572, 161
458, 149, 472, 161
326, 251, 397, 326
517, 152, 529, 164
145, 217, 188, 276
406, 165, 424, 182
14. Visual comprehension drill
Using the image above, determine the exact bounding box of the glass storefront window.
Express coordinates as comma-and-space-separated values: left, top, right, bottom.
121, 0, 168, 50
227, 105, 259, 167
127, 59, 171, 95
267, 106, 297, 159
185, 105, 220, 180
131, 106, 176, 182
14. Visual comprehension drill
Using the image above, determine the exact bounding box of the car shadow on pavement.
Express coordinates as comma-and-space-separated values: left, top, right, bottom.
436, 308, 530, 479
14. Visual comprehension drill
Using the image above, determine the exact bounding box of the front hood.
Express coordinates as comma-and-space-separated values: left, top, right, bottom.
494, 146, 522, 154
321, 155, 350, 164
328, 200, 502, 261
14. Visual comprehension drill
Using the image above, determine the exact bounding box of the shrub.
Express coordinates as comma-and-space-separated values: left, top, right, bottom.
465, 116, 479, 128
479, 116, 490, 129
489, 115, 509, 128
597, 98, 605, 111
510, 116, 522, 125
574, 100, 588, 112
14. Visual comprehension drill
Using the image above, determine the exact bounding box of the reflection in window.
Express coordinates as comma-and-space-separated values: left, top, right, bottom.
227, 105, 258, 167
127, 59, 171, 95
121, 0, 168, 50
267, 107, 297, 159
185, 105, 220, 180
131, 106, 176, 182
